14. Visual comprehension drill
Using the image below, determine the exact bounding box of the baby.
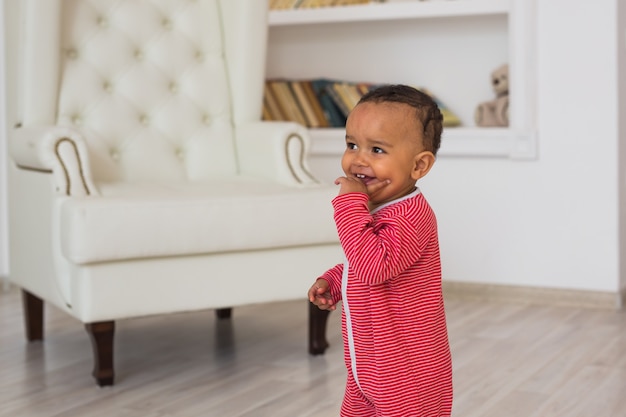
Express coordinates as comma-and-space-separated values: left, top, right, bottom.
308, 84, 453, 416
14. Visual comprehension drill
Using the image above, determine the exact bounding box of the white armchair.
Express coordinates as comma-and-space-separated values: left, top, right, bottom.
3, 0, 340, 386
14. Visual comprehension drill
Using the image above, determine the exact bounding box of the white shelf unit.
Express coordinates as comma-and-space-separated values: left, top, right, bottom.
267, 0, 536, 159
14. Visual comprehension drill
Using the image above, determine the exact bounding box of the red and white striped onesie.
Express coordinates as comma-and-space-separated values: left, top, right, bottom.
319, 188, 453, 417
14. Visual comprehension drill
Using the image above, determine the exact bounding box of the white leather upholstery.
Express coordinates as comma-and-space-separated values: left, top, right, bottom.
3, 0, 341, 328
57, 0, 240, 182
60, 180, 337, 264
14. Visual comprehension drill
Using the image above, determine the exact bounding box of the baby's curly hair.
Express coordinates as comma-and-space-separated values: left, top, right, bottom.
358, 84, 443, 156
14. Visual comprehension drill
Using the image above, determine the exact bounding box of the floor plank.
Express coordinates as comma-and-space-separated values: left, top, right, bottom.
1, 287, 625, 416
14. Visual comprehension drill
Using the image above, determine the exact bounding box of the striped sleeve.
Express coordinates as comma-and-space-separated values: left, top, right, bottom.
332, 192, 433, 285
318, 263, 343, 303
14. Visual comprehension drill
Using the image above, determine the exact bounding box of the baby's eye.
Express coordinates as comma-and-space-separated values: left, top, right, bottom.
372, 147, 385, 154
346, 142, 358, 150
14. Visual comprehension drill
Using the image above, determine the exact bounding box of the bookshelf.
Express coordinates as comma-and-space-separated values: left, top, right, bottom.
266, 0, 537, 159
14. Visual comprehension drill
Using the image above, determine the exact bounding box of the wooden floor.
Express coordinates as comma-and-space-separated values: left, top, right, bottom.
1, 287, 626, 417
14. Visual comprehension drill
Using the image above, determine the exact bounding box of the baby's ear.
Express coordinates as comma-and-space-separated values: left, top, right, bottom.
412, 151, 436, 181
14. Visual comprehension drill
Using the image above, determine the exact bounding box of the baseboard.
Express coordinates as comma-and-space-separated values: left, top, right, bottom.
443, 281, 624, 310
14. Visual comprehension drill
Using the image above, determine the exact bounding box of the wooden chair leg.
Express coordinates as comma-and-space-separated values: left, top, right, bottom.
22, 290, 44, 341
308, 302, 330, 355
215, 308, 232, 319
85, 321, 115, 387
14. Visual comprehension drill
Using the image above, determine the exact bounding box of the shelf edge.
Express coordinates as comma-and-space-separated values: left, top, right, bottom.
269, 0, 510, 26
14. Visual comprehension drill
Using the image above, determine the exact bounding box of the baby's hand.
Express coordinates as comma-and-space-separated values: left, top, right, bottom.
335, 176, 390, 199
335, 176, 367, 196
308, 279, 336, 311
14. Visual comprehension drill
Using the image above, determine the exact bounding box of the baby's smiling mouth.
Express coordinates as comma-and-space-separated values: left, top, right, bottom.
355, 173, 376, 184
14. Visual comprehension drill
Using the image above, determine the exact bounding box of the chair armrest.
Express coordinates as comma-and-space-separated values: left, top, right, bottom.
9, 126, 98, 196
234, 121, 320, 186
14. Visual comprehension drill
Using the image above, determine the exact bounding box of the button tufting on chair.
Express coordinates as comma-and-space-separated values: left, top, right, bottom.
109, 148, 121, 161
102, 81, 113, 94
71, 114, 82, 126
97, 16, 108, 28
139, 114, 150, 126
133, 48, 144, 61
162, 17, 173, 30
66, 48, 78, 60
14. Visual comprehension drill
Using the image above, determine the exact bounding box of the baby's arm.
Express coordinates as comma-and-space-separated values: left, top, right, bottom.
333, 193, 430, 284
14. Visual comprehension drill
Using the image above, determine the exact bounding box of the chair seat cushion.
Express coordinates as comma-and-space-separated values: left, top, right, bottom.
59, 178, 340, 264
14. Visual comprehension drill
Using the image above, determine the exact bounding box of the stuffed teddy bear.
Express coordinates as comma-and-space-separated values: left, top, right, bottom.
474, 64, 509, 127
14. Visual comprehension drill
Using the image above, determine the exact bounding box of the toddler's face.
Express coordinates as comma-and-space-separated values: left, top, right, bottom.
342, 101, 430, 209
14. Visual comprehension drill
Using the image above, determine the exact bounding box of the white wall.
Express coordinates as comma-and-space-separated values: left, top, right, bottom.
431, 0, 621, 293
308, 0, 624, 294
619, 0, 626, 295
0, 3, 8, 281
435, 0, 622, 293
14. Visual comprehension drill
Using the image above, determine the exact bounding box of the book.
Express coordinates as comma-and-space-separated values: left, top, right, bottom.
417, 87, 462, 127
302, 81, 330, 128
263, 82, 286, 121
300, 0, 335, 7
268, 80, 308, 126
333, 0, 371, 5
326, 82, 353, 117
270, 0, 301, 10
262, 97, 273, 121
341, 83, 362, 111
356, 81, 378, 96
290, 80, 320, 127
310, 78, 347, 127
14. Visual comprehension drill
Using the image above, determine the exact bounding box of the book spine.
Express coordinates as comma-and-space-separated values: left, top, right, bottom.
302, 81, 330, 128
290, 81, 320, 127
311, 79, 347, 127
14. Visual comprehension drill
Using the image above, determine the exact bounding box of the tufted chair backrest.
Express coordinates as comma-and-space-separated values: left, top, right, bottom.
9, 0, 269, 183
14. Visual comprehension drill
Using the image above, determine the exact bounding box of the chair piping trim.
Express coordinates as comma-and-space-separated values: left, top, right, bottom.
16, 165, 53, 174
54, 137, 91, 196
285, 133, 318, 184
